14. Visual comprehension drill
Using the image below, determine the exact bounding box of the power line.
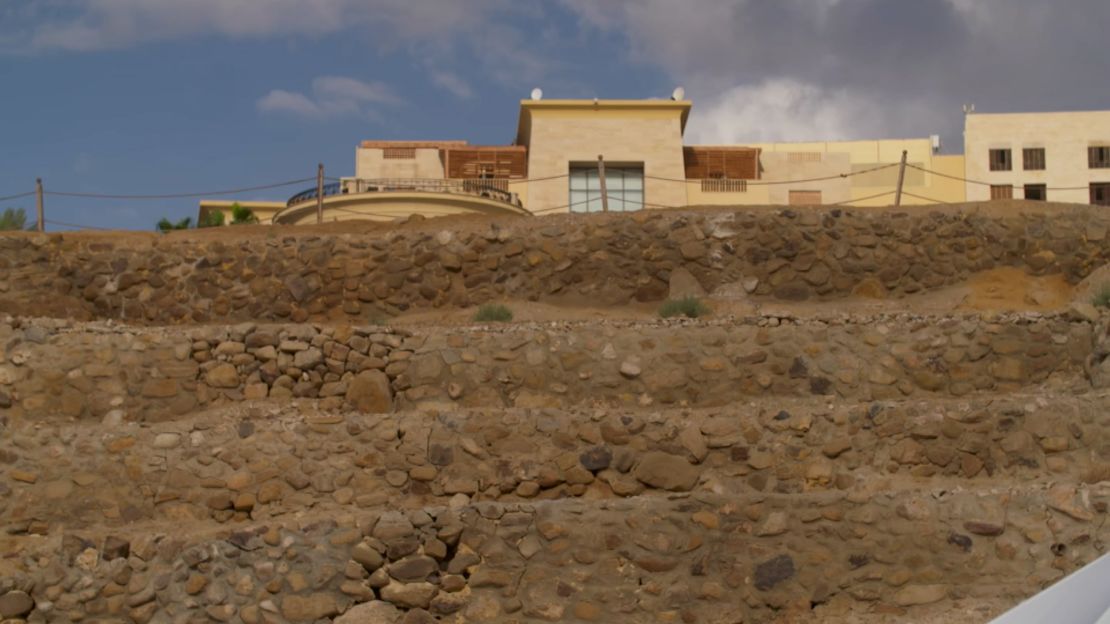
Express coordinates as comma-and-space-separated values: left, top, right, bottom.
44, 218, 114, 231
642, 163, 899, 186
831, 190, 897, 206
44, 177, 318, 200
900, 191, 954, 205
905, 164, 1093, 191
0, 190, 35, 203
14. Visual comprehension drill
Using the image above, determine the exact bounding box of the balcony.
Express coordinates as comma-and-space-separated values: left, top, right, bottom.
275, 177, 528, 225
286, 178, 519, 208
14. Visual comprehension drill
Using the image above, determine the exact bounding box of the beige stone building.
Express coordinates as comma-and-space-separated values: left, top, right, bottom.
198, 97, 1109, 225
963, 110, 1110, 205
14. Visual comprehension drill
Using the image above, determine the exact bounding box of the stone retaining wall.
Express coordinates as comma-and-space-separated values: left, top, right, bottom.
2, 487, 1103, 623
3, 396, 1105, 533
2, 207, 1108, 324
0, 314, 1096, 423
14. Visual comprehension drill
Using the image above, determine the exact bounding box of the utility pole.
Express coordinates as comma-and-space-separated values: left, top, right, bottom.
35, 178, 44, 232
316, 164, 324, 224
597, 155, 609, 213
894, 150, 907, 207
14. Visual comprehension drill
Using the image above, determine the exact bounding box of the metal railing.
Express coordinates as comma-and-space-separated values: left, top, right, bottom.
286, 182, 341, 207
286, 178, 518, 207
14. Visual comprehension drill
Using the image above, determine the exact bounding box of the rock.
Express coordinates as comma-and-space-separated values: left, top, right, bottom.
293, 347, 323, 369
0, 590, 34, 619
755, 512, 788, 537
1046, 485, 1094, 521
346, 370, 393, 413
353, 542, 385, 571
152, 433, 181, 449
281, 593, 338, 622
335, 601, 402, 624
380, 582, 438, 609
754, 555, 795, 591
205, 363, 240, 388
619, 361, 641, 379
668, 267, 706, 299
773, 282, 810, 301
579, 446, 612, 472
680, 241, 706, 261
894, 584, 947, 606
1068, 301, 1101, 323
632, 451, 700, 491
388, 556, 438, 583
679, 426, 708, 463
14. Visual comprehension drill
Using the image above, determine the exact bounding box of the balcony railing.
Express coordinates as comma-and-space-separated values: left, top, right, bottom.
286, 178, 518, 208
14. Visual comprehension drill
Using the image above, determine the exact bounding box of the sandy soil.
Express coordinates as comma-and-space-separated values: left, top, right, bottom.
386, 266, 1080, 327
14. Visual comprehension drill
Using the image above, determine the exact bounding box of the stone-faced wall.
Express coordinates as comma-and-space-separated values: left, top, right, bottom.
0, 314, 1095, 424
1, 206, 1108, 324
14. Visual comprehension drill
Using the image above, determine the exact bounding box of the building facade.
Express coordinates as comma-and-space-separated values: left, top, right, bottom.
963, 110, 1110, 205
198, 98, 1109, 225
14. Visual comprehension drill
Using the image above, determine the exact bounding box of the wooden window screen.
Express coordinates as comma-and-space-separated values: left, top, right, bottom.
383, 147, 416, 159
788, 190, 822, 205
1022, 148, 1045, 171
990, 185, 1013, 200
683, 148, 760, 180
1090, 146, 1110, 169
445, 149, 527, 179
989, 149, 1012, 171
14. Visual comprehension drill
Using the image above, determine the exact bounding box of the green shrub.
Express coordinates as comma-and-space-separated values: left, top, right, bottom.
0, 207, 28, 231
474, 304, 513, 322
1093, 285, 1110, 308
156, 216, 192, 232
199, 210, 226, 228
659, 296, 710, 319
229, 202, 259, 225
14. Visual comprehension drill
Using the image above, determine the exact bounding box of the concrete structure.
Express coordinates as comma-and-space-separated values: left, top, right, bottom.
198, 98, 1110, 225
964, 110, 1110, 205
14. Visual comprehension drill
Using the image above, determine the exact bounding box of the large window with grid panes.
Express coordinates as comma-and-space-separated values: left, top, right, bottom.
568, 165, 644, 212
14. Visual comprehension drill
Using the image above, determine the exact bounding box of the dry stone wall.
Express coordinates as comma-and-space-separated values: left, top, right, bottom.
2, 206, 1109, 324
0, 313, 1096, 423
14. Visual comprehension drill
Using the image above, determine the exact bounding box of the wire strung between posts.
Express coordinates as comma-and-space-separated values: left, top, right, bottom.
641, 163, 899, 186
900, 191, 954, 205
904, 164, 1093, 191
44, 177, 318, 200
831, 190, 897, 206
0, 190, 35, 202
44, 218, 114, 231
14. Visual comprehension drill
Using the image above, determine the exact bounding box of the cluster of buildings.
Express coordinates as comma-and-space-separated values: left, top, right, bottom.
198, 96, 1110, 226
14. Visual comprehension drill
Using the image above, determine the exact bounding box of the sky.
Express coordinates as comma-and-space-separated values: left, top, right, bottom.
1, 0, 1107, 231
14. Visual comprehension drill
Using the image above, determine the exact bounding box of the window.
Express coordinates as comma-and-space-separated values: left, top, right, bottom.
1092, 183, 1110, 206
568, 165, 643, 213
1090, 146, 1110, 169
383, 147, 416, 159
1023, 148, 1045, 171
990, 185, 1013, 200
989, 149, 1012, 171
1024, 184, 1047, 201
788, 190, 822, 205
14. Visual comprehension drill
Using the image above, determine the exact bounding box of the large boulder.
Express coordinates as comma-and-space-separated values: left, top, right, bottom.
346, 370, 393, 413
632, 451, 700, 491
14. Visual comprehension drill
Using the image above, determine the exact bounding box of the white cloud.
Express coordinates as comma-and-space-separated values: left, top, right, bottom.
256, 76, 401, 120
685, 79, 886, 144
430, 71, 474, 99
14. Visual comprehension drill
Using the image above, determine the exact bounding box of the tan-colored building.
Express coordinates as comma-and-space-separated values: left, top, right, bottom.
199, 97, 1110, 225
964, 110, 1110, 205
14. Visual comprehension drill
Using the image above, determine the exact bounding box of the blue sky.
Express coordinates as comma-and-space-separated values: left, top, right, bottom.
2, 0, 1106, 230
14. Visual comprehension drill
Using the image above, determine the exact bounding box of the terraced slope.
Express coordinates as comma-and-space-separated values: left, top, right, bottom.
0, 205, 1108, 623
